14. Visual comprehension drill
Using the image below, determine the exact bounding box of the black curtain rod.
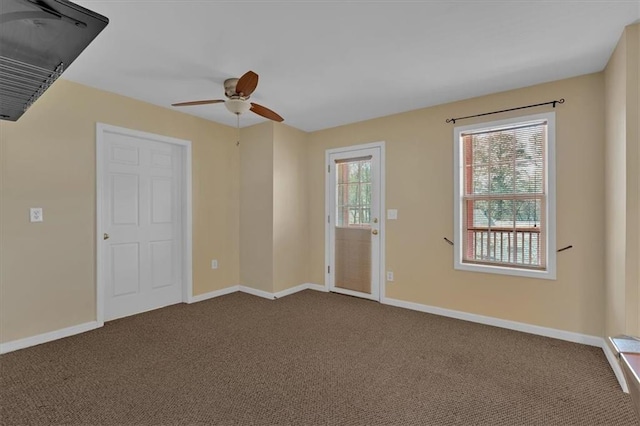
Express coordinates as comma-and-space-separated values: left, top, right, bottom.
445, 98, 565, 124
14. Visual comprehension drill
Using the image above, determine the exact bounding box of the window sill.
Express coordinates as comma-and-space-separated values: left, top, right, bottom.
454, 261, 556, 280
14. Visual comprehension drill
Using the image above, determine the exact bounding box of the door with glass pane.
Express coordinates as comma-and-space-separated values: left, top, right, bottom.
327, 145, 382, 301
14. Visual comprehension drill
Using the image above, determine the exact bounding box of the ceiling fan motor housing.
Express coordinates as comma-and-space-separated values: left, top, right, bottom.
224, 78, 241, 98
225, 98, 251, 115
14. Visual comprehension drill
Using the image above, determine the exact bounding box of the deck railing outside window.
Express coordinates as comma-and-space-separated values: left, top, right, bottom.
467, 227, 541, 267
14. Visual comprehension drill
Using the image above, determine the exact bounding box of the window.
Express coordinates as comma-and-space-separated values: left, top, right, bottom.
453, 112, 556, 279
336, 157, 372, 227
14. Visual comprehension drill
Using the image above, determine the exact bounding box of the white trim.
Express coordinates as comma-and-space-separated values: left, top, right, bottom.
381, 296, 601, 346
191, 283, 328, 304
183, 144, 194, 304
603, 341, 629, 393
239, 286, 276, 300
452, 112, 557, 280
188, 286, 240, 304
96, 123, 193, 323
274, 284, 310, 299
324, 141, 386, 300
0, 321, 100, 355
306, 283, 330, 292
379, 144, 386, 302
96, 125, 105, 327
324, 148, 332, 294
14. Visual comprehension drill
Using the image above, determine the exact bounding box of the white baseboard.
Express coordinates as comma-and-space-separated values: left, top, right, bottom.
381, 297, 602, 347
0, 321, 101, 355
273, 283, 328, 298
274, 284, 309, 299
188, 285, 239, 303
602, 340, 629, 393
306, 283, 329, 292
239, 286, 276, 300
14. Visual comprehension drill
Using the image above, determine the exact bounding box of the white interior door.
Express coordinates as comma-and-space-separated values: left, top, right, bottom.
101, 130, 183, 321
326, 144, 384, 301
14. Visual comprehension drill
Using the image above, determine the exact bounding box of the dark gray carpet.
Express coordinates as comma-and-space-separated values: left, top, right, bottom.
0, 290, 637, 425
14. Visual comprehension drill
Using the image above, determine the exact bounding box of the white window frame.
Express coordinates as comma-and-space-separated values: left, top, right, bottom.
453, 112, 556, 280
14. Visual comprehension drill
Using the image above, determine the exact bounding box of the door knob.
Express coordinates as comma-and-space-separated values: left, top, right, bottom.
103, 233, 110, 240
372, 229, 378, 235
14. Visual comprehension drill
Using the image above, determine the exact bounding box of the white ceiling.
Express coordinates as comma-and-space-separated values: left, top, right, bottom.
65, 1, 640, 132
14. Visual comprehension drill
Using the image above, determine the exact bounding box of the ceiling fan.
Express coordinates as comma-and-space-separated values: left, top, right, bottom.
171, 70, 284, 122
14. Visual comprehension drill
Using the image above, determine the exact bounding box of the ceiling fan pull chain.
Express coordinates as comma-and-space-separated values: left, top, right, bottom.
236, 114, 240, 146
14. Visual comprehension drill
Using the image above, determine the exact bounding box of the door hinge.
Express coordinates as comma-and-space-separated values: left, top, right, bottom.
328, 265, 330, 274
328, 164, 330, 173
328, 215, 330, 223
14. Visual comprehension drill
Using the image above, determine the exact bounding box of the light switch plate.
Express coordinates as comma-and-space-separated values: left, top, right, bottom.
211, 259, 218, 269
30, 208, 43, 222
387, 209, 398, 220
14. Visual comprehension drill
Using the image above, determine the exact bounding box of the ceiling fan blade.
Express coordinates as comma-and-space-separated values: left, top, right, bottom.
250, 102, 284, 122
235, 71, 259, 96
171, 99, 225, 107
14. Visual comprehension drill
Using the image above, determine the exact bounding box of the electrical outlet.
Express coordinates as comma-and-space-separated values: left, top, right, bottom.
30, 208, 43, 222
387, 271, 394, 282
211, 259, 218, 269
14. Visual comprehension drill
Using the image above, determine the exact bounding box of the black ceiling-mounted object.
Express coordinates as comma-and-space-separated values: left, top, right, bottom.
0, 0, 108, 121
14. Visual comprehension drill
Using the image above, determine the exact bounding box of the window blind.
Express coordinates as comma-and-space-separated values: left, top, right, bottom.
461, 120, 547, 268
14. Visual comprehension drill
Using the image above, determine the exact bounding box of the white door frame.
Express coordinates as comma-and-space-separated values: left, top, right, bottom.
95, 123, 193, 326
324, 141, 386, 301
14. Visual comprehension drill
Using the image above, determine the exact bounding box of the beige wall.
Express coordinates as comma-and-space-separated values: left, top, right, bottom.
239, 122, 309, 293
626, 25, 639, 336
273, 124, 309, 292
605, 27, 629, 337
308, 73, 606, 336
239, 122, 274, 293
604, 23, 640, 338
0, 79, 240, 343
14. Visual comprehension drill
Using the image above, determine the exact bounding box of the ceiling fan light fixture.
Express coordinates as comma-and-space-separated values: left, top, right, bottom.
225, 99, 251, 115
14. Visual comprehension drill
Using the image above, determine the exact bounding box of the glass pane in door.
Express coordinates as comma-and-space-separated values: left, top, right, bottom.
335, 157, 372, 294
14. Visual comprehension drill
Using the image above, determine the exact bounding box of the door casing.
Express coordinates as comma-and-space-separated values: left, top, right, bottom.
96, 123, 193, 325
324, 141, 386, 301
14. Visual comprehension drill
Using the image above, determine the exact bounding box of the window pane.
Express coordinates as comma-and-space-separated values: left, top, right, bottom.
360, 161, 371, 182
513, 228, 541, 266
336, 158, 372, 228
470, 200, 491, 227
488, 199, 515, 227
347, 183, 359, 205
472, 135, 489, 164
465, 198, 542, 267
516, 127, 543, 161
489, 164, 514, 194
515, 199, 542, 228
489, 132, 515, 163
348, 162, 360, 183
515, 160, 543, 193
337, 184, 346, 206
360, 183, 371, 207
472, 165, 489, 195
